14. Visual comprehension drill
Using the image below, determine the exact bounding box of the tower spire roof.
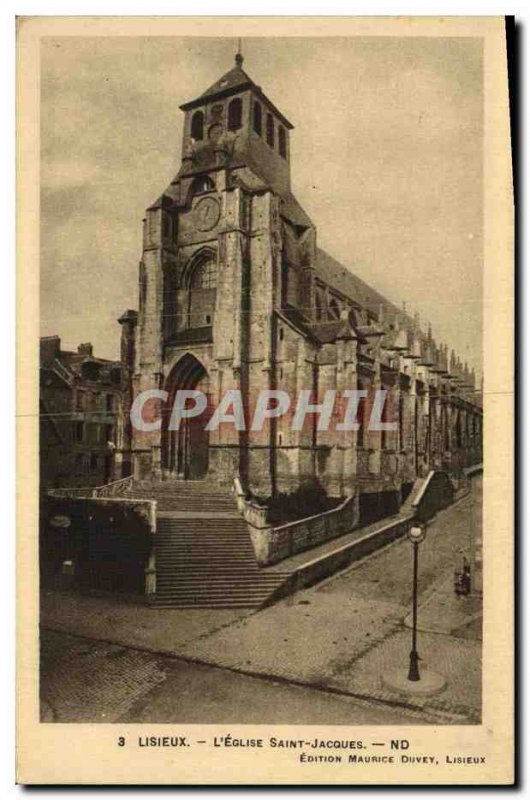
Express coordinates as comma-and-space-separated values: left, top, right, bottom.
179, 53, 294, 130
235, 38, 243, 67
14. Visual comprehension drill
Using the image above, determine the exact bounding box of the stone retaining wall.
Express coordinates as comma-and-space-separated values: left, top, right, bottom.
41, 495, 157, 596
248, 494, 360, 567
246, 468, 458, 569
265, 513, 414, 605
411, 470, 455, 522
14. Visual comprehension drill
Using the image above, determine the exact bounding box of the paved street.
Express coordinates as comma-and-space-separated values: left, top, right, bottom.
180, 479, 482, 722
41, 477, 482, 725
41, 630, 430, 725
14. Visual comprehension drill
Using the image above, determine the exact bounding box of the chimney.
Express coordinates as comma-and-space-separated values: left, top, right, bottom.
40, 335, 61, 363
78, 342, 93, 357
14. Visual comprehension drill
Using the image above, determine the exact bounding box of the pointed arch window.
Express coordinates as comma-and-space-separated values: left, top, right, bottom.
228, 97, 243, 131
329, 298, 341, 320
278, 126, 287, 158
266, 113, 274, 147
186, 251, 217, 329
253, 101, 262, 136
315, 293, 323, 321
381, 390, 393, 450
190, 257, 217, 290
189, 174, 215, 197
443, 406, 450, 451
398, 393, 404, 450
357, 381, 367, 449
456, 411, 463, 448
191, 110, 204, 141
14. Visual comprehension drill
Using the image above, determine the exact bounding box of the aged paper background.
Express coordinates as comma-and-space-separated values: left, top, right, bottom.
17, 15, 513, 785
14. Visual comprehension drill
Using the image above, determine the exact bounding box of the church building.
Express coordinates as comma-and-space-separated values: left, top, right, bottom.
117, 53, 483, 521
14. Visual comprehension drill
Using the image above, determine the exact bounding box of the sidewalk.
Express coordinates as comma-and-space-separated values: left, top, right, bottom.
405, 573, 482, 638
177, 484, 482, 722
41, 478, 482, 723
41, 590, 250, 653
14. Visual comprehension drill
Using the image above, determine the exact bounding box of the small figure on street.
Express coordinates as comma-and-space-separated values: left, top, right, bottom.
454, 552, 471, 597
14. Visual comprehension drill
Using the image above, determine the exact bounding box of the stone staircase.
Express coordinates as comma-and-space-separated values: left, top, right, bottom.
154, 516, 291, 608
123, 480, 237, 514
124, 481, 290, 609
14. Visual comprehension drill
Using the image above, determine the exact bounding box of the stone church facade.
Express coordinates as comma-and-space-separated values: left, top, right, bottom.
117, 54, 482, 516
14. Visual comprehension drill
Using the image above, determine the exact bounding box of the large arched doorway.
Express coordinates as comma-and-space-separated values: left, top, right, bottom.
162, 354, 210, 480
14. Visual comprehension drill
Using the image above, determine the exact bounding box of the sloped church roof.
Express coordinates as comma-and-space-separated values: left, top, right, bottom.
199, 62, 254, 101
315, 248, 400, 322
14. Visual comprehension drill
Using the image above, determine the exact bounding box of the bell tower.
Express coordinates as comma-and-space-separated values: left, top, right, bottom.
129, 50, 315, 486
178, 52, 294, 197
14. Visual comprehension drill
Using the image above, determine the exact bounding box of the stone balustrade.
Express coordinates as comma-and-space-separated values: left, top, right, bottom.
245, 493, 360, 567
47, 474, 134, 500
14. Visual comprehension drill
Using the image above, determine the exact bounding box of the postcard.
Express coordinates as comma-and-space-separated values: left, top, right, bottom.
17, 15, 514, 785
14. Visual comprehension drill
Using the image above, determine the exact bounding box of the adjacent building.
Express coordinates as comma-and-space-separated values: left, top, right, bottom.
40, 336, 123, 489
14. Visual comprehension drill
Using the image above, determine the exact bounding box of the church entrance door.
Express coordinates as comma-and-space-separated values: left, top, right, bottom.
162, 354, 210, 480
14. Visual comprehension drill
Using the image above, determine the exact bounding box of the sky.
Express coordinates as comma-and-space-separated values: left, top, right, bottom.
40, 35, 483, 379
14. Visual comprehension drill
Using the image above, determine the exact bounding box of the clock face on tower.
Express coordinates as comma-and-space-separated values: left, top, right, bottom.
194, 196, 221, 231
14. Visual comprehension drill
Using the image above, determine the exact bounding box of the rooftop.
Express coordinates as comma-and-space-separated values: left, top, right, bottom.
179, 54, 294, 130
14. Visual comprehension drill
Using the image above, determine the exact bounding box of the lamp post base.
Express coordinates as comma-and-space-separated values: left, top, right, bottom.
382, 668, 447, 697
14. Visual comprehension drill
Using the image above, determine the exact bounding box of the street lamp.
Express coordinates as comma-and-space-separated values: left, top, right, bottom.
381, 519, 446, 697
407, 524, 426, 682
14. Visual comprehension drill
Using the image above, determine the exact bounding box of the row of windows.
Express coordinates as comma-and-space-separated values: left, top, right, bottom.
74, 421, 115, 444
190, 98, 287, 159
252, 102, 287, 158
75, 391, 117, 412
191, 98, 243, 141
270, 390, 394, 451
75, 452, 111, 473
79, 362, 121, 384
272, 390, 479, 452
177, 256, 361, 328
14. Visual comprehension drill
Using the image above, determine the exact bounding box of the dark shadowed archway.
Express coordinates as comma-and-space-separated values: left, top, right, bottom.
162, 354, 210, 480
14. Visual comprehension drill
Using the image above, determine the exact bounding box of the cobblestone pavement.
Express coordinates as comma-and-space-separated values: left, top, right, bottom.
326, 628, 481, 722
41, 629, 432, 725
40, 630, 167, 722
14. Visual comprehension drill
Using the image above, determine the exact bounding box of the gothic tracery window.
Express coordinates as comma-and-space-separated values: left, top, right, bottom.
190, 257, 217, 289
187, 253, 217, 329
